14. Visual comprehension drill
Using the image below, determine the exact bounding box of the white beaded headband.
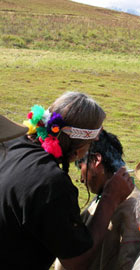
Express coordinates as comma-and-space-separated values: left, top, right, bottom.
62, 126, 102, 139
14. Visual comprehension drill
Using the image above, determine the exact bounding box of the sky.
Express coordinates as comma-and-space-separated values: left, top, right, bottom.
71, 0, 140, 15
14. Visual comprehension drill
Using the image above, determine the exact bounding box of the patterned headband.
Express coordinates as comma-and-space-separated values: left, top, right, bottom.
23, 105, 101, 158
62, 126, 102, 139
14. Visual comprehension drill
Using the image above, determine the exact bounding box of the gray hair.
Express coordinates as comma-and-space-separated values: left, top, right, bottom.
49, 92, 106, 159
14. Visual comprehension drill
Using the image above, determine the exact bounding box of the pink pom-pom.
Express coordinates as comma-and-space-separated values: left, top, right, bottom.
27, 112, 33, 119
39, 135, 62, 158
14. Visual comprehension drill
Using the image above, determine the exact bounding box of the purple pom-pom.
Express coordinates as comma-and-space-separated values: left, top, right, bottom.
47, 112, 65, 135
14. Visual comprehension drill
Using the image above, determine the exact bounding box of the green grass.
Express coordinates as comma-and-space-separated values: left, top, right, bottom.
0, 48, 140, 184
1, 1, 140, 269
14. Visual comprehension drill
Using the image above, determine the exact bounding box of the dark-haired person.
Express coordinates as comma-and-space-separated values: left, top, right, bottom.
79, 130, 140, 270
0, 92, 134, 270
55, 129, 139, 270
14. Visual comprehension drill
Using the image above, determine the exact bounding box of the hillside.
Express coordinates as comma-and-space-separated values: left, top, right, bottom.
0, 0, 140, 20
0, 0, 140, 53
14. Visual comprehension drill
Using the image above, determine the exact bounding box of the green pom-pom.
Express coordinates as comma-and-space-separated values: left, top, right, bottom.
30, 105, 45, 125
36, 127, 48, 140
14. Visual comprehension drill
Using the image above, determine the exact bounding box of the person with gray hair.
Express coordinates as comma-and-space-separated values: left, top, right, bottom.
0, 92, 134, 270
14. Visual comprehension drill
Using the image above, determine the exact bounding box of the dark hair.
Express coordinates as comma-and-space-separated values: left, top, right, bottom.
88, 130, 125, 173
76, 130, 125, 205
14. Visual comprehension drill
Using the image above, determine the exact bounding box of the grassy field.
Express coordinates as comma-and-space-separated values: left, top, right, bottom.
0, 1, 140, 268
0, 48, 140, 186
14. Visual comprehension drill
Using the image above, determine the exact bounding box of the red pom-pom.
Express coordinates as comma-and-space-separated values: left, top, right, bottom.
37, 120, 45, 127
39, 135, 62, 158
27, 112, 33, 119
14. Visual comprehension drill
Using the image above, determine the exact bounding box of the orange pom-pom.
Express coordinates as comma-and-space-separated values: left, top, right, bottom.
52, 126, 60, 133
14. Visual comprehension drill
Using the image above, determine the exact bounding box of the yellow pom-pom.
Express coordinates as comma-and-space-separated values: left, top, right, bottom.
23, 120, 37, 134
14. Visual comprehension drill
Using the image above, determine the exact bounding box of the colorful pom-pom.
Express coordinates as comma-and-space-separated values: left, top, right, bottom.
25, 105, 65, 158
51, 125, 60, 133
27, 112, 33, 119
23, 120, 37, 134
36, 127, 48, 140
39, 135, 63, 158
43, 109, 51, 127
37, 120, 45, 127
30, 105, 45, 125
47, 112, 65, 135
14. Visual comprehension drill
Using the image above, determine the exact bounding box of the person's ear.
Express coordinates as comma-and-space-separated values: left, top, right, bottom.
93, 153, 102, 168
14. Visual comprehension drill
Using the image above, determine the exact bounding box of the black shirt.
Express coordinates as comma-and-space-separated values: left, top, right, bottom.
0, 136, 93, 269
